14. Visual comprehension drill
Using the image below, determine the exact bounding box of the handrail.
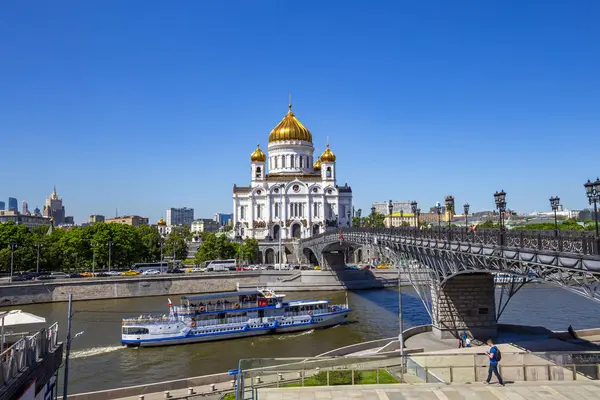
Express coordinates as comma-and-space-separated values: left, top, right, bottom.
0, 322, 59, 387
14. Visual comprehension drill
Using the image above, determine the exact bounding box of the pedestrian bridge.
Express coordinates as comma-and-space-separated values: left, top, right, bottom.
299, 228, 600, 339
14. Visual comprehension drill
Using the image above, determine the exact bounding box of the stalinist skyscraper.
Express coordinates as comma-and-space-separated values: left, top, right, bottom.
43, 186, 66, 225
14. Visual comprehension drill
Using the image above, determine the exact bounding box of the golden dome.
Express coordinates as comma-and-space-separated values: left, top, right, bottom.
157, 218, 166, 226
268, 105, 312, 143
320, 144, 336, 162
250, 144, 266, 162
313, 157, 322, 170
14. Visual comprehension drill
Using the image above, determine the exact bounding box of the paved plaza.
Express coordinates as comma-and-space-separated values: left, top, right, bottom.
258, 382, 600, 400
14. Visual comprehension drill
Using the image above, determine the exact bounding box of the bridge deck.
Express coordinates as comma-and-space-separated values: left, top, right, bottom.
258, 382, 600, 400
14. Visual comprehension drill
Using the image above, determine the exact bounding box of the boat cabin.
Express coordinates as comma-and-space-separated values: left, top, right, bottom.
179, 289, 286, 315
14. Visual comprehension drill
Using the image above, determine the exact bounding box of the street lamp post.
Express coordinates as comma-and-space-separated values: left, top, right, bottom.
416, 208, 421, 229
584, 179, 600, 238
36, 242, 42, 274
9, 243, 17, 282
410, 201, 418, 228
108, 241, 115, 272
494, 190, 507, 246
444, 196, 454, 229
463, 203, 470, 232
435, 203, 442, 234
91, 242, 97, 275
549, 196, 561, 235
357, 209, 362, 227
371, 205, 376, 227
388, 200, 393, 229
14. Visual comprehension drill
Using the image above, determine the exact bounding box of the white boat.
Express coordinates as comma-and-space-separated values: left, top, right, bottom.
121, 288, 351, 347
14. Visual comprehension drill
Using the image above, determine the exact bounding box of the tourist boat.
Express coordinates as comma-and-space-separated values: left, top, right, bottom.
121, 288, 351, 347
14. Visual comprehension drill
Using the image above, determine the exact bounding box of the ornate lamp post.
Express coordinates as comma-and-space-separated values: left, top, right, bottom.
371, 205, 376, 227
435, 203, 442, 233
9, 242, 17, 282
584, 179, 600, 238
357, 209, 362, 227
416, 208, 421, 229
388, 200, 393, 229
549, 196, 561, 235
35, 242, 43, 274
463, 203, 470, 232
494, 190, 507, 229
444, 196, 455, 229
91, 242, 98, 275
410, 201, 418, 228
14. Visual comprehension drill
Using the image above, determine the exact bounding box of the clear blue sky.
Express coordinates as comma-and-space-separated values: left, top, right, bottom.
1, 1, 598, 223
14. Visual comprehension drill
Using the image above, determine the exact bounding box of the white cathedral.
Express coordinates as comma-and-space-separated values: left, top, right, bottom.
232, 104, 353, 244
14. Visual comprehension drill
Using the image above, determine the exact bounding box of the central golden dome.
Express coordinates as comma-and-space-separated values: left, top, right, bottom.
157, 218, 166, 226
268, 105, 312, 143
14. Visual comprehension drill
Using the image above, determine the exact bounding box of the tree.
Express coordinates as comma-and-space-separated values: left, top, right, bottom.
165, 230, 188, 261
137, 225, 162, 262
477, 221, 498, 229
194, 232, 218, 264
239, 238, 259, 264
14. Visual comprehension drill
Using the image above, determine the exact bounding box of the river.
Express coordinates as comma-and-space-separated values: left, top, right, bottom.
2, 285, 600, 394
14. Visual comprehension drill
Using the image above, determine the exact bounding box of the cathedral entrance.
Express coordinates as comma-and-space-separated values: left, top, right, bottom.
291, 223, 302, 239
356, 249, 363, 263
312, 224, 320, 236
273, 225, 281, 241
265, 248, 275, 264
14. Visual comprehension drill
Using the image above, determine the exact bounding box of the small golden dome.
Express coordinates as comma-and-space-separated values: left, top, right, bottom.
313, 157, 322, 170
268, 104, 312, 143
157, 218, 166, 226
320, 144, 336, 162
250, 144, 266, 162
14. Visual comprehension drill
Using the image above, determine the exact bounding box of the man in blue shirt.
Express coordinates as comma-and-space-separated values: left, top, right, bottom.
484, 339, 504, 386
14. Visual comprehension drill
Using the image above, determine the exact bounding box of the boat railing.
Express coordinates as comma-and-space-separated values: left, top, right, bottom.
122, 315, 173, 325
194, 316, 249, 327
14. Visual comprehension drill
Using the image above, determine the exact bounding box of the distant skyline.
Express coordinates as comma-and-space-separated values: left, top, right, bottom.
1, 1, 599, 223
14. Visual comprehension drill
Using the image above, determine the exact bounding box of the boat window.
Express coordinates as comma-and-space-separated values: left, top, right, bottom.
123, 327, 149, 335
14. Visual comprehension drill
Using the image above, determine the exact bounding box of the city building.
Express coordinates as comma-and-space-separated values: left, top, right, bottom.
33, 206, 41, 216
105, 215, 149, 226
214, 212, 233, 226
372, 201, 413, 215
64, 216, 75, 225
42, 186, 66, 225
191, 218, 221, 233
88, 214, 105, 223
22, 200, 29, 215
166, 207, 194, 226
8, 197, 17, 212
0, 210, 52, 229
0, 201, 5, 210
232, 103, 353, 246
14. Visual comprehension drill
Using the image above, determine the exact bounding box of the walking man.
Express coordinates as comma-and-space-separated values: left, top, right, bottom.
484, 339, 504, 386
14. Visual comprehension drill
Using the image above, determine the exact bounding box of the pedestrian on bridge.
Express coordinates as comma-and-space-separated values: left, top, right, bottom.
484, 339, 504, 386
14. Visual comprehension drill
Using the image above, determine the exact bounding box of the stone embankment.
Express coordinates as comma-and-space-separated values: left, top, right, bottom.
0, 269, 409, 306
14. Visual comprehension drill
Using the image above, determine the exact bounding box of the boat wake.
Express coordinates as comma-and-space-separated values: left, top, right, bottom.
70, 345, 124, 359
277, 329, 314, 340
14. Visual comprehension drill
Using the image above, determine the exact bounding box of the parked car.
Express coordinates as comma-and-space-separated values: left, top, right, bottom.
362, 265, 375, 270
11, 275, 28, 282
105, 271, 121, 276
81, 272, 94, 278
344, 265, 359, 270
191, 267, 206, 273
51, 272, 69, 279
141, 269, 161, 275
376, 265, 389, 269
37, 274, 55, 280
121, 270, 140, 276
95, 272, 110, 277
167, 268, 185, 274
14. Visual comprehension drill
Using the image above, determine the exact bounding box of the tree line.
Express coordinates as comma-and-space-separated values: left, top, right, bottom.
0, 221, 187, 273
193, 232, 259, 266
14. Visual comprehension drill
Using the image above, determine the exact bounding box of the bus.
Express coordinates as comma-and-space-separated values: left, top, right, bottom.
204, 259, 237, 272
132, 262, 169, 273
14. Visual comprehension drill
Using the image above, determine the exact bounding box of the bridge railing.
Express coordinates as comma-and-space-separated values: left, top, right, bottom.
303, 227, 600, 256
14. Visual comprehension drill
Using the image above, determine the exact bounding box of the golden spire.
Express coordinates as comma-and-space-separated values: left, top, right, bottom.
250, 144, 266, 162
320, 143, 336, 162
268, 104, 312, 143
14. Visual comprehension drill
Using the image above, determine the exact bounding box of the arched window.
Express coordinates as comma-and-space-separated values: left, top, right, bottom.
290, 156, 295, 168
326, 167, 332, 178
299, 157, 303, 168
256, 167, 261, 178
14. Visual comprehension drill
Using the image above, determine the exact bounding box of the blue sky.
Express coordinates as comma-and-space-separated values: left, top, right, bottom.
1, 1, 599, 223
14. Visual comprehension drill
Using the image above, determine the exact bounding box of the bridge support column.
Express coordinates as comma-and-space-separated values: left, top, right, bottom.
431, 273, 497, 340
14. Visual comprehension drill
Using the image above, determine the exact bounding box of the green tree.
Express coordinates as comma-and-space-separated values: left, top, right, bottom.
137, 225, 162, 262
478, 221, 498, 229
239, 238, 259, 264
165, 230, 188, 261
194, 232, 218, 264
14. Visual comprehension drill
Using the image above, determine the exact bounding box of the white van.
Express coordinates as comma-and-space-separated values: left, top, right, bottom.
205, 259, 236, 272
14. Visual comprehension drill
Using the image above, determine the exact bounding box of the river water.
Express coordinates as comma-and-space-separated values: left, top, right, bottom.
3, 285, 600, 394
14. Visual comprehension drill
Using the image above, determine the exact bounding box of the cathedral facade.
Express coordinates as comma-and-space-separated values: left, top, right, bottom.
232, 104, 353, 247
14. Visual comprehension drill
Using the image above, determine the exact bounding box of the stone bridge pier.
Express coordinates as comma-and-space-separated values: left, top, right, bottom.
431, 273, 497, 340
